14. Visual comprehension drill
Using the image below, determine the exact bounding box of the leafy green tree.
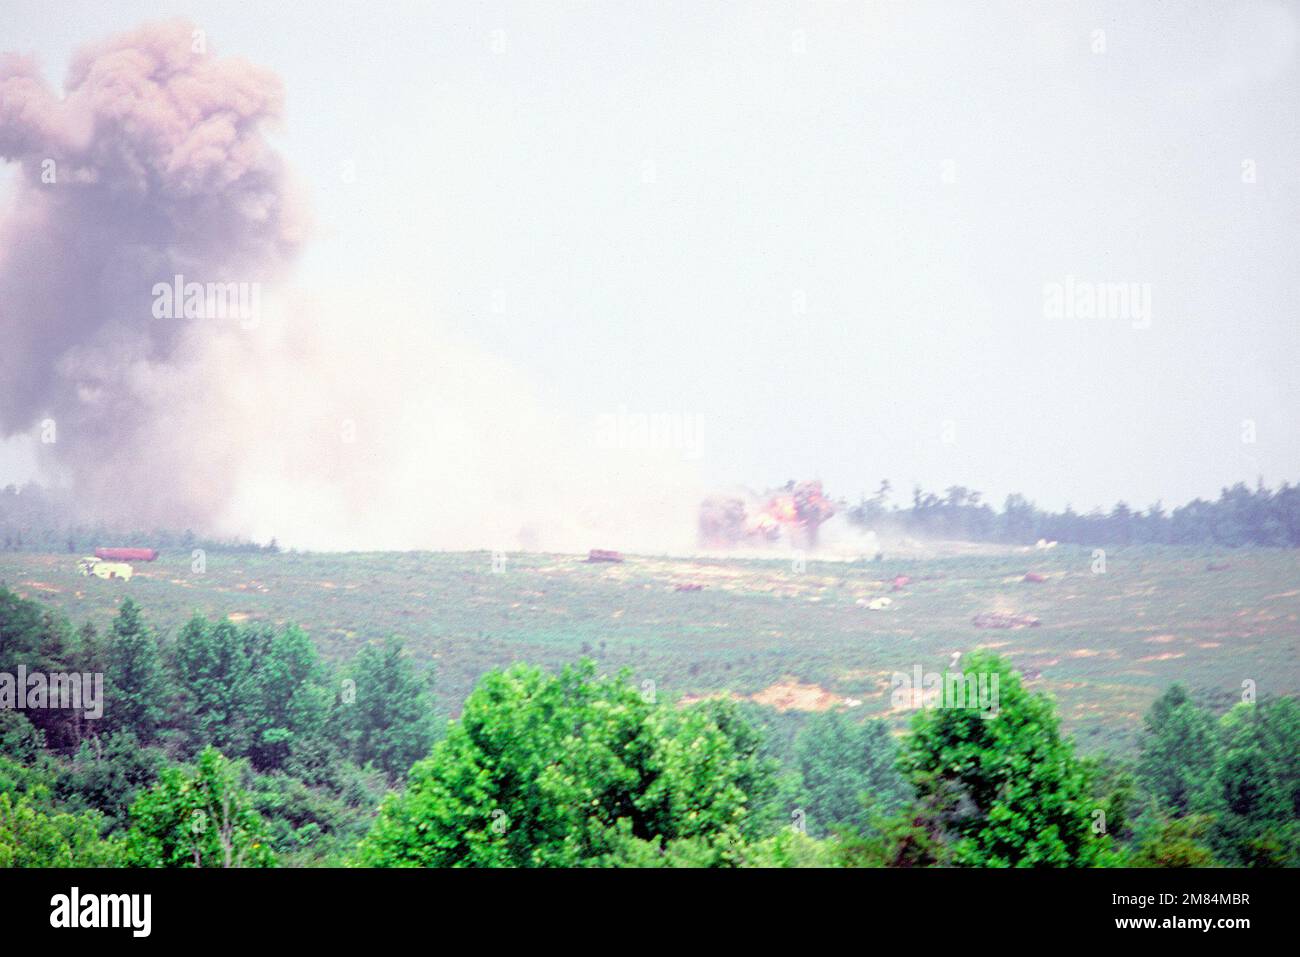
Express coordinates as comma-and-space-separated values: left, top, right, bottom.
1129, 812, 1219, 867
0, 730, 57, 809
641, 698, 769, 852
0, 789, 125, 867
591, 819, 746, 868
126, 747, 274, 868
359, 661, 770, 867
55, 731, 163, 832
1203, 701, 1299, 866
900, 651, 1114, 866
722, 701, 805, 839
793, 710, 910, 837
0, 587, 68, 675
103, 599, 165, 741
246, 624, 331, 770
0, 710, 45, 764
832, 808, 944, 868
1136, 684, 1217, 815
1083, 754, 1138, 846
173, 617, 332, 771
1253, 697, 1300, 819
0, 588, 84, 747
172, 616, 254, 756
249, 763, 386, 865
735, 829, 838, 868
336, 637, 437, 781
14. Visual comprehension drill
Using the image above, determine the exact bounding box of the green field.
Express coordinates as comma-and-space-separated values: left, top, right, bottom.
2, 545, 1296, 755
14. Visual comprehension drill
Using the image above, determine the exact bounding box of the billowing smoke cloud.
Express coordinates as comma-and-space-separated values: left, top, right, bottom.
0, 22, 701, 551
0, 21, 304, 527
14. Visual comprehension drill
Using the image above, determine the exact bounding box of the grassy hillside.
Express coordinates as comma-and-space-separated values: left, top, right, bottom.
2, 545, 1296, 755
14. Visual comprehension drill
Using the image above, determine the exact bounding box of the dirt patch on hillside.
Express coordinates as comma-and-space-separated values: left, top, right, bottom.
21, 580, 62, 594
750, 681, 842, 712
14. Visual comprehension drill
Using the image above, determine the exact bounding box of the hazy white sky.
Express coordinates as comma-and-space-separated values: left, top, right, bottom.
3, 0, 1297, 515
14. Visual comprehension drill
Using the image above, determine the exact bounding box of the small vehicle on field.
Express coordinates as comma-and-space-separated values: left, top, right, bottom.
77, 556, 134, 581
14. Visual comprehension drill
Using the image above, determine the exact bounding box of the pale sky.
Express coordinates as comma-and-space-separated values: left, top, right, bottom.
3, 0, 1297, 516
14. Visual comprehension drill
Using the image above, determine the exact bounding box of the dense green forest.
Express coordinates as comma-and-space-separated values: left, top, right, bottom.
6, 479, 1300, 555
0, 485, 279, 555
847, 478, 1300, 547
2, 585, 1296, 867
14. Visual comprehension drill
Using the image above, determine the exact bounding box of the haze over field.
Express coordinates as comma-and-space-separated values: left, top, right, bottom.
1, 2, 1297, 552
2, 3, 1300, 888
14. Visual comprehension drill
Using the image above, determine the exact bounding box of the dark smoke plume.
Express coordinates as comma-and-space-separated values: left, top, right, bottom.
0, 21, 304, 527
1, 22, 700, 552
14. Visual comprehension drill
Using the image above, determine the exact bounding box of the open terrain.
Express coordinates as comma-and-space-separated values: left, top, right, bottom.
2, 544, 1296, 755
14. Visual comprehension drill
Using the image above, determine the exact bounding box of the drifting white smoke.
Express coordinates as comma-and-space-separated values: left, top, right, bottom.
0, 22, 702, 552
